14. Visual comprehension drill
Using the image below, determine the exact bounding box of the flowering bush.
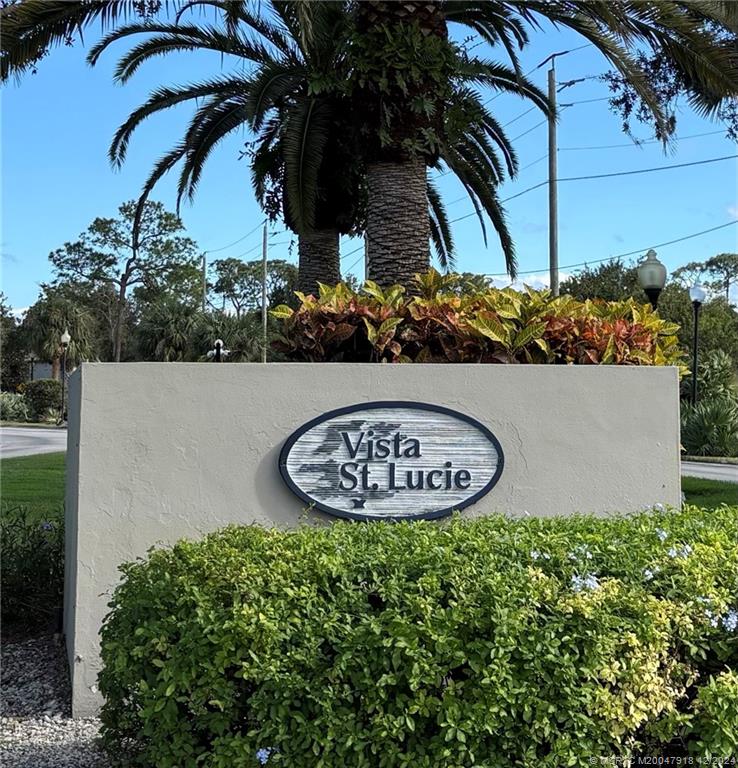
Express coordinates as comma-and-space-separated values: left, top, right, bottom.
99, 504, 737, 766
271, 270, 686, 371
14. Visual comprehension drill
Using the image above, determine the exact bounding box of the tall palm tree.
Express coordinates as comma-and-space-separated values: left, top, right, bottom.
6, 2, 736, 289
351, 0, 738, 286
1, 0, 541, 290
80, 1, 538, 289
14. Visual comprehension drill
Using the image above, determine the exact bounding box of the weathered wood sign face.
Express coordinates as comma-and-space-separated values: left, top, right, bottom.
279, 401, 504, 521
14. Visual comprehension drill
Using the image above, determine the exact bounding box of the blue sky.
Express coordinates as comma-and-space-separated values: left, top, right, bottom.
2, 15, 737, 311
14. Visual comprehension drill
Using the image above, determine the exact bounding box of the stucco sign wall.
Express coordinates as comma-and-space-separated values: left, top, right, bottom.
279, 401, 504, 521
64, 363, 681, 716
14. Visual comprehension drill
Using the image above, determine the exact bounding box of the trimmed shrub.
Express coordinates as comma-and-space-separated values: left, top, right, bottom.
271, 270, 686, 370
0, 508, 64, 630
24, 378, 62, 421
681, 397, 738, 457
99, 506, 738, 766
0, 391, 29, 422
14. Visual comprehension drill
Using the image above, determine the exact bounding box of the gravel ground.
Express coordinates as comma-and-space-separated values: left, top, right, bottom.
1, 635, 111, 767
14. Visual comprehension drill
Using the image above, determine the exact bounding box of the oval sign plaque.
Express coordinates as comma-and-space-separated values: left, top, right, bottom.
279, 401, 504, 521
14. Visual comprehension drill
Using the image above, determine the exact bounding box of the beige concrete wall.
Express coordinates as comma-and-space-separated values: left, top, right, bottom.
65, 363, 681, 716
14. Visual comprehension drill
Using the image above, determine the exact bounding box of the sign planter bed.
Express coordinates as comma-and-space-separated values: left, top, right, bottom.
65, 362, 680, 716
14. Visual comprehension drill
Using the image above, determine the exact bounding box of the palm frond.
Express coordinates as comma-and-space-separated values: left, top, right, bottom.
427, 177, 455, 271
109, 77, 249, 166
281, 97, 333, 232
1, 0, 158, 80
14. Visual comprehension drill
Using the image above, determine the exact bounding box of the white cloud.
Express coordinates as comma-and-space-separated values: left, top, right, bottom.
11, 307, 28, 320
491, 272, 574, 292
728, 204, 738, 220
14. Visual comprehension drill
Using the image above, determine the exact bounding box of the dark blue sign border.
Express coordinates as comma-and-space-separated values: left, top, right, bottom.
279, 401, 505, 522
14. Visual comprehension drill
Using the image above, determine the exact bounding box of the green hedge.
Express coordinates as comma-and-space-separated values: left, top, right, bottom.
24, 378, 62, 421
99, 506, 738, 767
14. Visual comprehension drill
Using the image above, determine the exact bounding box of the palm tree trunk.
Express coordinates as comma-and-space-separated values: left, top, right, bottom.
51, 356, 60, 381
297, 229, 340, 295
366, 158, 429, 288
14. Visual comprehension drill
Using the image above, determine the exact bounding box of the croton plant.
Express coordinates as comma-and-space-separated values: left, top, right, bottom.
271, 270, 686, 372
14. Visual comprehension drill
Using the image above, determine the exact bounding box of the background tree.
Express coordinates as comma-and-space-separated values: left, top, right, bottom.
704, 253, 738, 302
49, 200, 201, 362
671, 261, 708, 291
558, 260, 641, 302
0, 293, 27, 391
21, 288, 98, 378
210, 258, 298, 316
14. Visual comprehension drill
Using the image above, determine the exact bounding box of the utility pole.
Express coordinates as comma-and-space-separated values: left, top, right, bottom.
547, 62, 559, 297
201, 254, 207, 312
261, 222, 268, 363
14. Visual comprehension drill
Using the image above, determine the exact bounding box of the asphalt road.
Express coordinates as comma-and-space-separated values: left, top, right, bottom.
0, 427, 68, 459
681, 461, 738, 484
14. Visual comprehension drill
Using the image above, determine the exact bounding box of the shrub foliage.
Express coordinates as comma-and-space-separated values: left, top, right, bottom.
99, 506, 738, 766
271, 271, 686, 370
24, 378, 62, 421
0, 391, 29, 422
0, 508, 63, 630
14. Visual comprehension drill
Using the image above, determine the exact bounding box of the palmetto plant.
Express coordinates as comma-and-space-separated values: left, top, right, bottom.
21, 292, 98, 377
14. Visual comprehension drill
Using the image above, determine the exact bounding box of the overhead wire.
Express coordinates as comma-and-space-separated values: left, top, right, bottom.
560, 129, 726, 151
483, 221, 738, 277
203, 219, 266, 254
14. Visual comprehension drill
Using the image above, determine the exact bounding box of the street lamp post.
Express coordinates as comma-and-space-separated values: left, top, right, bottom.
207, 339, 229, 362
637, 249, 667, 310
688, 285, 706, 406
28, 352, 37, 381
60, 329, 71, 423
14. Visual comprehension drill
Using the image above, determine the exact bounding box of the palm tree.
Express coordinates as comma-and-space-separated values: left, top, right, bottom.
22, 291, 97, 378
350, 0, 738, 286
1, 1, 539, 290
135, 296, 200, 361
5, 2, 737, 289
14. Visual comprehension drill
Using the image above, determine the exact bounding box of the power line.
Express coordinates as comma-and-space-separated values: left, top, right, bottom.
229, 237, 290, 260
447, 154, 736, 225
484, 220, 738, 277
559, 96, 610, 107
559, 129, 726, 151
558, 153, 737, 182
510, 118, 548, 142
520, 153, 548, 171
204, 219, 266, 254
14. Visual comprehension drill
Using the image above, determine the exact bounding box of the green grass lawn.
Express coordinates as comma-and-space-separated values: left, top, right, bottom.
1, 452, 66, 521
0, 452, 735, 521
680, 475, 737, 509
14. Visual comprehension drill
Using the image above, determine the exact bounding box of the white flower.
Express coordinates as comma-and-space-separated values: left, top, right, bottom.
571, 573, 599, 593
643, 568, 659, 581
668, 547, 678, 558
656, 528, 668, 542
653, 503, 665, 512
722, 609, 738, 633
530, 550, 540, 560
